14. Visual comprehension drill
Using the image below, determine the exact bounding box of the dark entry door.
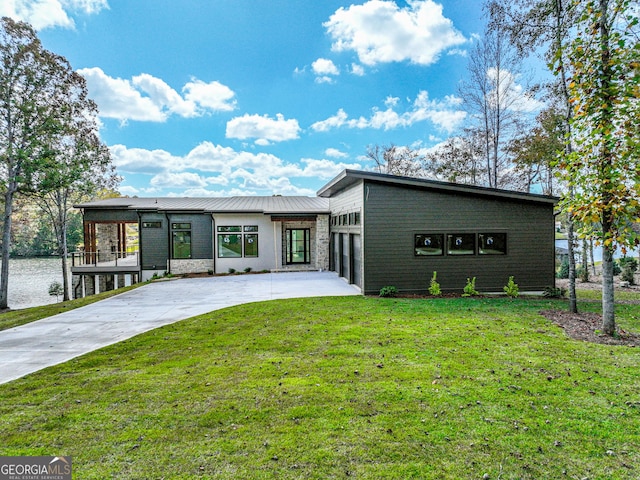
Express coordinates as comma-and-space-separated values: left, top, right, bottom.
286, 228, 310, 264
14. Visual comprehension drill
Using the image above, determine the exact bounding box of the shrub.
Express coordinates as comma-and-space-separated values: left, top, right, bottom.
503, 276, 519, 298
428, 271, 441, 296
379, 286, 398, 297
543, 286, 567, 298
244, 267, 252, 273
619, 257, 637, 284
207, 269, 214, 275
462, 277, 479, 297
228, 268, 236, 274
556, 259, 569, 279
613, 260, 621, 276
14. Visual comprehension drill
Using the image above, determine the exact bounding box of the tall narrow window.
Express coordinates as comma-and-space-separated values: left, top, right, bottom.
286, 228, 310, 264
172, 223, 191, 259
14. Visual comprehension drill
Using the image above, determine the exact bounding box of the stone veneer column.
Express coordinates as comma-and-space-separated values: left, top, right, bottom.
315, 214, 330, 271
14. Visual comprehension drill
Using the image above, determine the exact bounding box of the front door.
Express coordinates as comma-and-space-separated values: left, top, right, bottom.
286, 228, 310, 264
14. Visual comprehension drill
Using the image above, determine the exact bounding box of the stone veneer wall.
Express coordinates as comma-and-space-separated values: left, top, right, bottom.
279, 216, 330, 271
315, 214, 330, 271
96, 224, 117, 261
169, 259, 215, 275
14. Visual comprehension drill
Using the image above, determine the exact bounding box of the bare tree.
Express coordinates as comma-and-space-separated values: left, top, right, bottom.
458, 4, 534, 189
366, 144, 425, 178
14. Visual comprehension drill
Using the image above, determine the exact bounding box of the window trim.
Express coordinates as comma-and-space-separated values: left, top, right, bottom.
478, 232, 507, 255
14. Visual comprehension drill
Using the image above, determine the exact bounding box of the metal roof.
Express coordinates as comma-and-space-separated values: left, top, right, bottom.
75, 196, 330, 214
317, 169, 559, 204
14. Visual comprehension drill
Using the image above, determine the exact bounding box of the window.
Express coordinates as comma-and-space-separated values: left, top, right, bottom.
244, 234, 258, 257
218, 226, 241, 233
217, 225, 259, 257
447, 233, 475, 255
479, 233, 507, 255
415, 234, 444, 256
218, 234, 242, 258
286, 228, 310, 264
172, 223, 191, 259
142, 221, 161, 228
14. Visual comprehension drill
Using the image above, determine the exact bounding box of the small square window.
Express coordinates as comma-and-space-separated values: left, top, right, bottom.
479, 233, 507, 255
244, 225, 259, 232
415, 234, 444, 256
447, 233, 476, 255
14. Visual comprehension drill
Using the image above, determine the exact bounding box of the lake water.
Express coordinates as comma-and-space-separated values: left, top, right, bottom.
5, 257, 69, 310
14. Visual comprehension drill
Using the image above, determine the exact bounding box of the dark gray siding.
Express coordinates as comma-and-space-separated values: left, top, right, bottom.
84, 210, 138, 222
362, 181, 555, 294
167, 214, 213, 259
139, 213, 168, 269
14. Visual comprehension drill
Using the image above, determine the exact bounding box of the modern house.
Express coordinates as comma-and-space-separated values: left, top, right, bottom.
71, 170, 558, 297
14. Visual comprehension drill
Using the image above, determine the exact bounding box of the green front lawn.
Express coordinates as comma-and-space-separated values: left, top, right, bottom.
1, 296, 638, 479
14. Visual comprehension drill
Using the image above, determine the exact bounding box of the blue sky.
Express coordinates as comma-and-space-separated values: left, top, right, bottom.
3, 0, 495, 197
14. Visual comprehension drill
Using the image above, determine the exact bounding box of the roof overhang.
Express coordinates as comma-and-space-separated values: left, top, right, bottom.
318, 169, 559, 205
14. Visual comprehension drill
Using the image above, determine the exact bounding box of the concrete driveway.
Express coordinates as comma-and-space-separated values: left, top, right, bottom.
0, 271, 359, 384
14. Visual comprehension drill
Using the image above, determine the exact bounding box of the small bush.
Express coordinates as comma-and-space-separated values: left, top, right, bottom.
228, 268, 236, 274
543, 286, 567, 298
503, 276, 519, 298
379, 286, 398, 297
244, 267, 252, 273
619, 257, 638, 284
462, 277, 479, 297
428, 271, 441, 296
207, 269, 214, 275
556, 260, 569, 279
613, 260, 621, 276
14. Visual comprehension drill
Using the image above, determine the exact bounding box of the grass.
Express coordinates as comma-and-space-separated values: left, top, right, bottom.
0, 284, 141, 332
1, 295, 639, 479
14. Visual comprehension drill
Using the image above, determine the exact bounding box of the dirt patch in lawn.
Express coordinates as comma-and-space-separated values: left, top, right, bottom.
540, 309, 640, 347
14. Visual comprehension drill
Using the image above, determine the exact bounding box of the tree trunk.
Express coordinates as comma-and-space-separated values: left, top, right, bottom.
601, 244, 615, 335
566, 215, 578, 313
0, 189, 15, 310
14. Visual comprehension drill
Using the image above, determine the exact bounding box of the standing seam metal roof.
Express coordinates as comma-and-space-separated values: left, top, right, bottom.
75, 196, 330, 214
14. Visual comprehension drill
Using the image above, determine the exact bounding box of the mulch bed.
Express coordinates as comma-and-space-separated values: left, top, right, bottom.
540, 310, 640, 347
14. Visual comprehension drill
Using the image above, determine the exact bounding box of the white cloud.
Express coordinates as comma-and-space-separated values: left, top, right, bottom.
351, 63, 365, 76
486, 68, 544, 113
324, 0, 467, 66
225, 113, 301, 144
325, 148, 348, 158
78, 67, 236, 122
311, 90, 466, 133
111, 141, 362, 196
312, 58, 340, 76
183, 79, 237, 112
0, 0, 108, 30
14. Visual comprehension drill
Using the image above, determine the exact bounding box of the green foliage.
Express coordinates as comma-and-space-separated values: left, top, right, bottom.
244, 267, 252, 273
503, 276, 519, 298
619, 256, 638, 284
543, 286, 567, 298
462, 277, 479, 297
47, 281, 64, 301
613, 260, 622, 276
228, 268, 236, 274
428, 271, 441, 296
557, 259, 569, 279
379, 285, 398, 297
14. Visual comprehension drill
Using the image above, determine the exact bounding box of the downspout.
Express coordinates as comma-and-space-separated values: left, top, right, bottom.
136, 210, 143, 280
211, 214, 216, 274
165, 212, 171, 274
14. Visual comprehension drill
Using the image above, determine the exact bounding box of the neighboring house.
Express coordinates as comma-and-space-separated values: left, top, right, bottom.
71, 170, 558, 297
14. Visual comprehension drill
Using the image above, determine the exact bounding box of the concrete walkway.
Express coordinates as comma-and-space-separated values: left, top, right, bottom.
0, 272, 359, 384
